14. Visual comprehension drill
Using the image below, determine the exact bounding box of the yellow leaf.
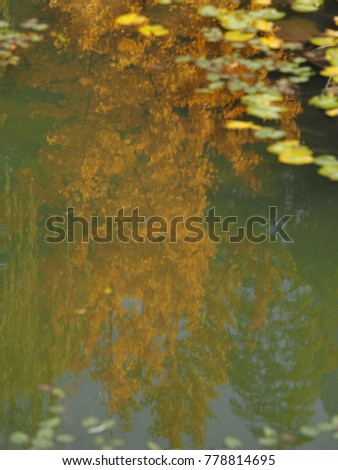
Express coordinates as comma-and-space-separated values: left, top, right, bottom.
325, 108, 338, 117
139, 24, 169, 37
224, 31, 255, 42
260, 36, 283, 49
225, 120, 261, 130
334, 16, 338, 27
278, 154, 314, 165
320, 66, 338, 77
254, 20, 273, 32
325, 28, 338, 38
251, 0, 271, 5
115, 13, 148, 26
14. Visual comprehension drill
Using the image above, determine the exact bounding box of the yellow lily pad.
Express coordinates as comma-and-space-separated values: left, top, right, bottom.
225, 120, 261, 130
224, 31, 255, 42
320, 66, 338, 77
251, 0, 271, 5
254, 20, 273, 32
139, 24, 169, 37
325, 108, 338, 117
278, 154, 315, 165
115, 13, 148, 26
260, 36, 283, 49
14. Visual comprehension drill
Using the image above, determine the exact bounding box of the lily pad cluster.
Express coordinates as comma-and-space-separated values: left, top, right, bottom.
0, 19, 48, 68
115, 13, 169, 38
187, 4, 314, 133
9, 385, 124, 450
173, 1, 338, 181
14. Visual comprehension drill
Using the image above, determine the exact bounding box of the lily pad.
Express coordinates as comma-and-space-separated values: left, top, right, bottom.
318, 165, 338, 180
224, 436, 242, 449
314, 155, 338, 166
10, 432, 30, 446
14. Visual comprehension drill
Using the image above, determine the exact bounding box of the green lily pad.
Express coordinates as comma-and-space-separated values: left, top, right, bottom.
314, 155, 338, 166
198, 5, 219, 17
147, 440, 161, 450
268, 139, 300, 154
315, 422, 336, 432
258, 437, 278, 447
300, 426, 319, 438
10, 432, 30, 446
39, 417, 61, 429
224, 436, 242, 449
81, 416, 100, 428
309, 95, 338, 110
254, 127, 286, 139
318, 165, 338, 180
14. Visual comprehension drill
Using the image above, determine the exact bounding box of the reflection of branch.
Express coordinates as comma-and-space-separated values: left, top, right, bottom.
84, 51, 94, 124
148, 73, 159, 98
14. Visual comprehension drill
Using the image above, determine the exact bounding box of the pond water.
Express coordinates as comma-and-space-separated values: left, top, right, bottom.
1, 0, 338, 450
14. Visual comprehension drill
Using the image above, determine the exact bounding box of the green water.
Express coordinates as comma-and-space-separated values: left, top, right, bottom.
1, 0, 338, 450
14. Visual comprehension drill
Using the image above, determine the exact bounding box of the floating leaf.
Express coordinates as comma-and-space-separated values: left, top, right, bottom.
251, 0, 271, 4
318, 165, 338, 180
311, 37, 338, 47
224, 31, 255, 42
309, 95, 338, 110
115, 13, 147, 26
56, 434, 75, 443
81, 416, 100, 428
225, 120, 261, 130
39, 417, 61, 429
224, 436, 242, 449
19, 19, 48, 31
198, 6, 219, 17
316, 422, 336, 432
51, 388, 66, 399
254, 127, 286, 140
320, 66, 338, 77
147, 440, 161, 450
254, 20, 273, 32
268, 139, 301, 154
139, 24, 169, 37
31, 437, 53, 449
278, 153, 314, 165
257, 8, 285, 20
300, 426, 319, 438
260, 36, 283, 49
219, 14, 252, 31
325, 108, 338, 117
314, 155, 338, 166
326, 48, 338, 67
331, 415, 338, 425
49, 405, 66, 415
208, 81, 225, 90
203, 27, 223, 42
10, 432, 29, 446
263, 426, 277, 437
247, 104, 285, 119
37, 428, 55, 440
88, 420, 116, 434
258, 437, 278, 447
